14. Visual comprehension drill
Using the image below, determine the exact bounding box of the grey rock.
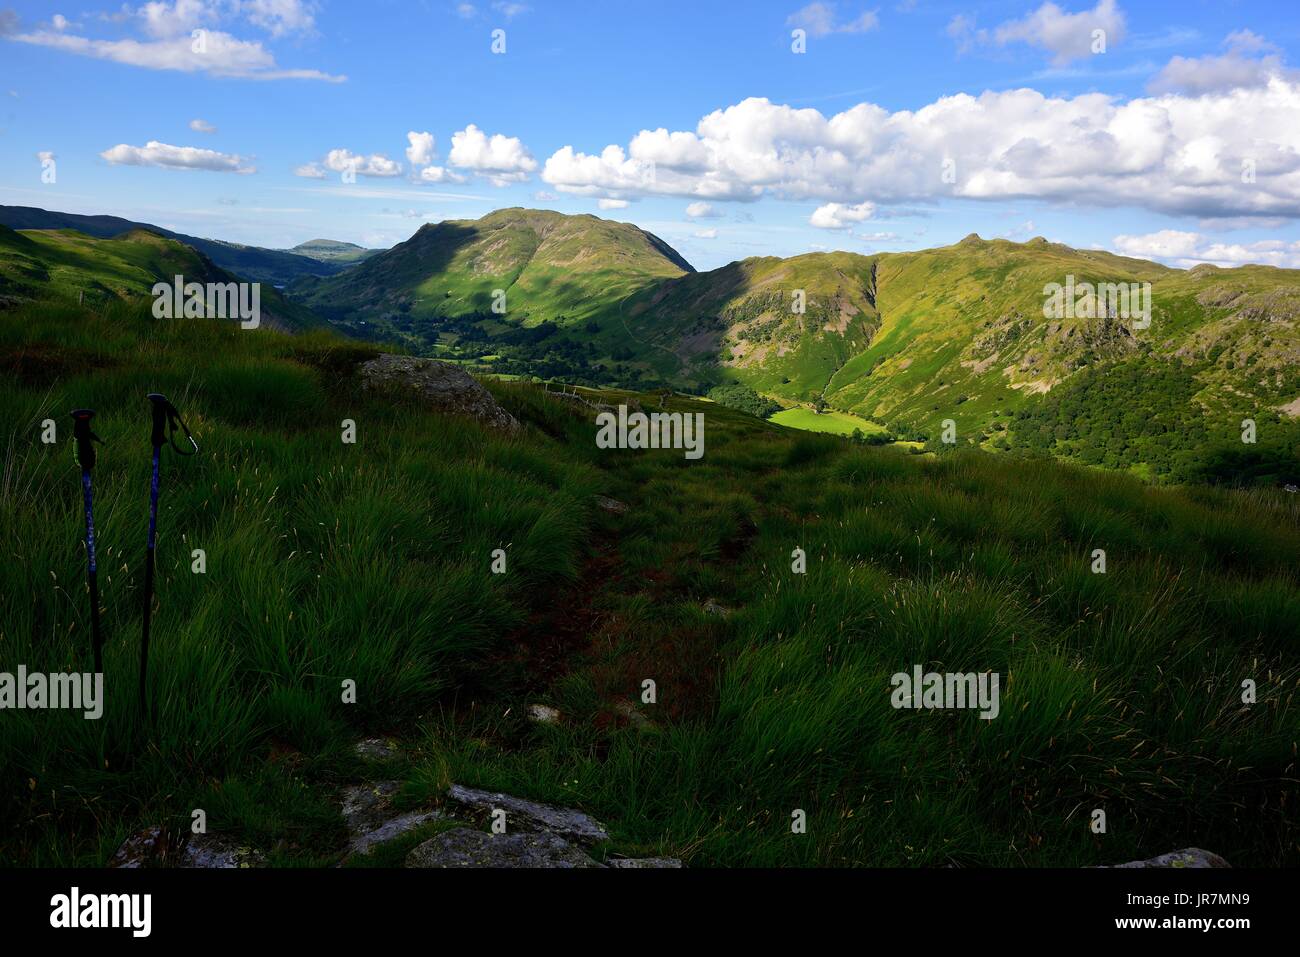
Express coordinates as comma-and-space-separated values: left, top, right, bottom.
527, 703, 561, 725
446, 784, 608, 845
702, 599, 733, 618
406, 828, 603, 868
611, 700, 655, 730
1111, 848, 1230, 869
110, 827, 266, 869
359, 354, 520, 432
596, 495, 630, 514
340, 781, 441, 856
606, 856, 683, 868
354, 737, 401, 762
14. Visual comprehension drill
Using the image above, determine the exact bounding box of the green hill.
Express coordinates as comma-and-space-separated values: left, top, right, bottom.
0, 206, 366, 287
0, 225, 323, 332
287, 238, 381, 265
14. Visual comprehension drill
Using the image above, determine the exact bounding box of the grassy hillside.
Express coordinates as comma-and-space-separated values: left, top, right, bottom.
287, 207, 704, 389
0, 225, 323, 333
0, 206, 358, 287
2, 298, 1297, 867
287, 239, 381, 265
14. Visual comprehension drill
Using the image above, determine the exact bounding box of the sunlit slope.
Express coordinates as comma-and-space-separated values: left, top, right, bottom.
0, 225, 322, 332
290, 208, 693, 334
624, 250, 881, 399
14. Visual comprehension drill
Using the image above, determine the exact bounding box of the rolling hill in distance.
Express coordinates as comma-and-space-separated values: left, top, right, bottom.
0, 223, 323, 332
0, 205, 372, 287
2, 204, 1297, 485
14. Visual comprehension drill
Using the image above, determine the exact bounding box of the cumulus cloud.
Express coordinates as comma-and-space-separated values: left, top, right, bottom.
951, 0, 1125, 65
786, 3, 879, 38
101, 139, 255, 173
1112, 229, 1300, 269
448, 124, 537, 185
1148, 30, 1297, 95
810, 200, 875, 228
417, 165, 468, 184
405, 131, 435, 167
6, 0, 341, 81
540, 79, 1300, 220
686, 201, 722, 218
322, 148, 402, 178
189, 117, 216, 133
598, 198, 629, 209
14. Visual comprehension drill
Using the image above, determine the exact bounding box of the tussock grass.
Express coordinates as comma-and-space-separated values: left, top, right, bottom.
1, 300, 1297, 867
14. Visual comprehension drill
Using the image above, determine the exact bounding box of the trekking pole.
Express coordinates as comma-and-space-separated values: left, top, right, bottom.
140, 393, 198, 721
71, 409, 104, 675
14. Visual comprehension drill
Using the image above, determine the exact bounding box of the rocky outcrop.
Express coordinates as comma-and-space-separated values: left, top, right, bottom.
1109, 848, 1230, 869
406, 828, 604, 869
340, 781, 442, 856
445, 784, 609, 845
358, 354, 520, 432
109, 827, 266, 868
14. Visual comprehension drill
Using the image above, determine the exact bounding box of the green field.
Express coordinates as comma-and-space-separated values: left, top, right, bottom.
771, 407, 888, 436
2, 297, 1297, 867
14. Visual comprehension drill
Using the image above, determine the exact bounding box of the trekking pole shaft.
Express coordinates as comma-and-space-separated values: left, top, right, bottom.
81, 470, 102, 675
140, 448, 160, 720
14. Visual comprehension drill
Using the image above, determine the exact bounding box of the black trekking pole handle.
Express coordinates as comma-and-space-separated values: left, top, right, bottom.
147, 393, 198, 455
71, 409, 101, 470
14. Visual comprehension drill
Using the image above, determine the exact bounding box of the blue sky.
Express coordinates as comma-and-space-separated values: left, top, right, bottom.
2, 0, 1299, 271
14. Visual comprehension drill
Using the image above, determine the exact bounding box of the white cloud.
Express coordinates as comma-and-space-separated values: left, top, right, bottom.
101, 139, 255, 173
597, 198, 629, 209
238, 0, 318, 38
951, 0, 1125, 66
293, 162, 326, 178
810, 200, 875, 228
448, 123, 537, 185
1148, 30, 1297, 95
693, 228, 719, 239
456, 3, 477, 18
786, 3, 879, 38
52, 14, 71, 31
534, 190, 558, 201
418, 165, 468, 184
405, 131, 435, 167
541, 79, 1300, 220
189, 117, 216, 133
491, 2, 530, 19
686, 201, 722, 218
1112, 229, 1300, 268
37, 150, 56, 163
7, 1, 341, 81
322, 148, 402, 178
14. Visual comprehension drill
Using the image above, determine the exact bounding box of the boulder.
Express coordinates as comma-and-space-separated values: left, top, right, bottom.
445, 784, 608, 845
606, 856, 683, 868
358, 354, 520, 432
406, 828, 602, 868
1111, 848, 1230, 869
110, 827, 266, 868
